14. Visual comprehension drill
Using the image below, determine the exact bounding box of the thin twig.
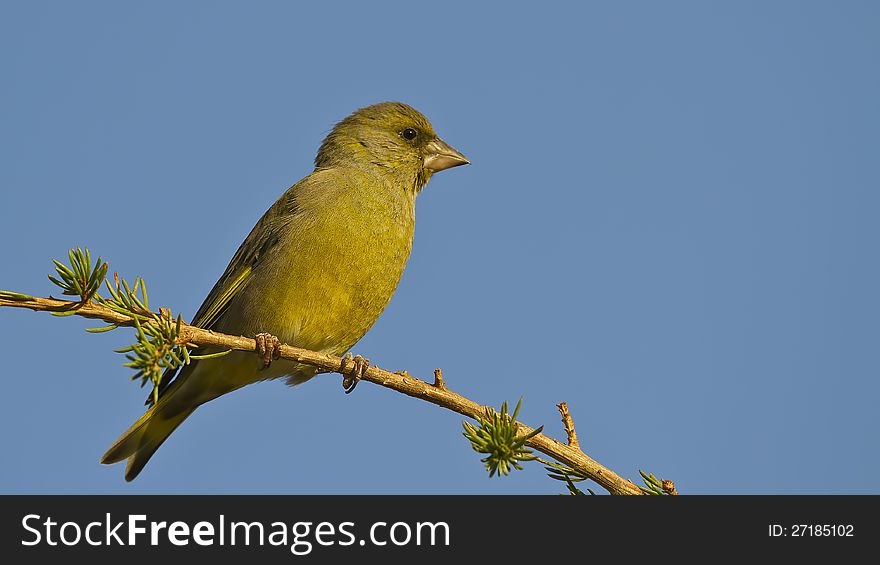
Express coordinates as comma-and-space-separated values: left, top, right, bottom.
556, 401, 580, 450
0, 294, 644, 495
432, 367, 446, 390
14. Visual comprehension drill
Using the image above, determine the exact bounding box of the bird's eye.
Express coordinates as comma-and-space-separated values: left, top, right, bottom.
401, 128, 418, 141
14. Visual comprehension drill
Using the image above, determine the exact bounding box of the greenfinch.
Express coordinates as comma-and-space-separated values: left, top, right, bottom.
101, 102, 468, 481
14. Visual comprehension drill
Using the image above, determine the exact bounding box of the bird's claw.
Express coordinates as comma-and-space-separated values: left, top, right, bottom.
255, 333, 282, 369
341, 353, 369, 394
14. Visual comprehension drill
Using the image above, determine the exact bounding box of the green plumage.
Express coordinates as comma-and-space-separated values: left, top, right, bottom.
101, 102, 468, 481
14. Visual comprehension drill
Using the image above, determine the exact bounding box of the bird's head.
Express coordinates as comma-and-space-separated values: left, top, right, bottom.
315, 102, 469, 192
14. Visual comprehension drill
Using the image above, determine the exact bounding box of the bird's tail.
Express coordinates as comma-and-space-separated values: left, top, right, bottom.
101, 378, 196, 482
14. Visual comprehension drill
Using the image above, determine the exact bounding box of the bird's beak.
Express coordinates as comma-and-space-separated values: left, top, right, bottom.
424, 138, 469, 172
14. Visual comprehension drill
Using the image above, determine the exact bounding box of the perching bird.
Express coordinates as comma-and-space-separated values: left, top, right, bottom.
101, 102, 468, 481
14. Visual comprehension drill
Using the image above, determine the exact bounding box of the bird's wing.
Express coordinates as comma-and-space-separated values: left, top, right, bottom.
190, 226, 279, 330
147, 186, 299, 404
191, 184, 300, 330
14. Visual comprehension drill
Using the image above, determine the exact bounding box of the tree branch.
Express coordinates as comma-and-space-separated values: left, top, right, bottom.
0, 294, 644, 495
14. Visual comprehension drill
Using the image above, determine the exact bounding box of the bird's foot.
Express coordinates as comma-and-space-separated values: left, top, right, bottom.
341, 352, 369, 394
255, 333, 282, 369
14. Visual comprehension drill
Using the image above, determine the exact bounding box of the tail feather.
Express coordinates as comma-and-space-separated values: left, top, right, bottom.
101, 375, 197, 481
100, 407, 154, 465
103, 352, 255, 481
122, 408, 194, 481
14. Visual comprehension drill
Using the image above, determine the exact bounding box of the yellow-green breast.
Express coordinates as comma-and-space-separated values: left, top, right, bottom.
215, 166, 416, 356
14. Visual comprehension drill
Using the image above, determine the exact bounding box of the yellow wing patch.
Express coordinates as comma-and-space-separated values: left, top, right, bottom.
193, 266, 252, 329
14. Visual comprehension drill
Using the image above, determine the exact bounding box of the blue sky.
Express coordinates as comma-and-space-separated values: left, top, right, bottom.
1, 1, 878, 494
